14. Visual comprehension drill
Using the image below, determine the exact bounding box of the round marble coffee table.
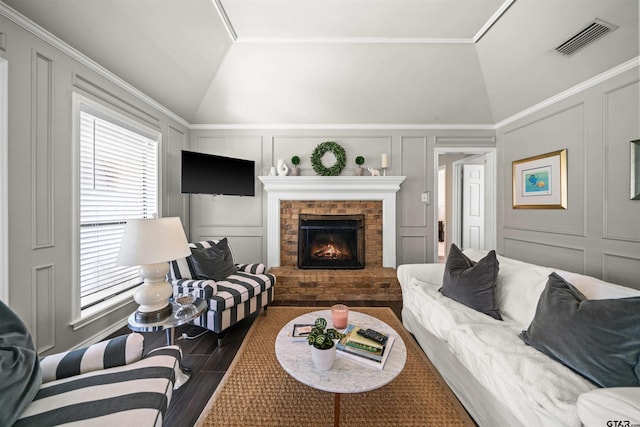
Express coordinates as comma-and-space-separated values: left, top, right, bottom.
275, 309, 406, 426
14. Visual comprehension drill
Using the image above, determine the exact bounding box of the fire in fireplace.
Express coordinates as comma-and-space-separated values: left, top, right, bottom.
297, 214, 365, 269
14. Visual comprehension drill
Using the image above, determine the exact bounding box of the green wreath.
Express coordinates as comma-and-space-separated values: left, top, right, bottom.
310, 141, 346, 176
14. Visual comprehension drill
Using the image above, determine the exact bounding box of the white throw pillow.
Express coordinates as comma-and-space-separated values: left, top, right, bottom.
577, 388, 640, 427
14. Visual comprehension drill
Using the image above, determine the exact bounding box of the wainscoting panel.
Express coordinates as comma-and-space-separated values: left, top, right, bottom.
271, 135, 392, 176
399, 137, 428, 228
603, 252, 640, 290
165, 124, 189, 223
503, 238, 585, 274
193, 136, 264, 229
399, 235, 429, 265
33, 264, 55, 353
32, 51, 54, 249
502, 103, 586, 237
603, 80, 640, 242
198, 235, 264, 265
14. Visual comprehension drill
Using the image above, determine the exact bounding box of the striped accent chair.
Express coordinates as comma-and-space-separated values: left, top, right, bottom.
168, 240, 276, 339
14, 333, 181, 426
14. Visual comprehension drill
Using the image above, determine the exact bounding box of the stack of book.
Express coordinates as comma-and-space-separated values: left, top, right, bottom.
336, 324, 395, 369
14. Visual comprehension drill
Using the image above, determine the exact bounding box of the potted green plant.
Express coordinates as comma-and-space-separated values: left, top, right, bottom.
355, 156, 365, 176
291, 155, 301, 176
307, 317, 345, 370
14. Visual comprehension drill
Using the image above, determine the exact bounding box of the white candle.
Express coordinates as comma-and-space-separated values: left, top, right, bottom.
381, 153, 388, 168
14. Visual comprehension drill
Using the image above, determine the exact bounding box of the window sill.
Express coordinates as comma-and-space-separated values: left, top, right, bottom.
70, 288, 137, 331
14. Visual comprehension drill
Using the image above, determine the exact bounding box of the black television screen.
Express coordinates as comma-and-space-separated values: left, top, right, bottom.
181, 150, 255, 196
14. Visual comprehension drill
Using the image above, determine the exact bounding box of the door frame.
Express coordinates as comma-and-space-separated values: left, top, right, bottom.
433, 147, 496, 262
0, 58, 7, 303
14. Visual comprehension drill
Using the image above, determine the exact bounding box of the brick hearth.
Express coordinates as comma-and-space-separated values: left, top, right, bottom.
272, 200, 402, 301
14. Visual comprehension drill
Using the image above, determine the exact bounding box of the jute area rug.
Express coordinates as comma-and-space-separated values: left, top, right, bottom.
195, 307, 474, 426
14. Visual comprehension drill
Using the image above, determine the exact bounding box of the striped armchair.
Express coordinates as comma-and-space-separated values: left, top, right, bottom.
14, 333, 180, 426
168, 240, 275, 340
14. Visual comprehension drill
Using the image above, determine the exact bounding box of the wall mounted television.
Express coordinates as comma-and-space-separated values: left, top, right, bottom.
181, 150, 255, 196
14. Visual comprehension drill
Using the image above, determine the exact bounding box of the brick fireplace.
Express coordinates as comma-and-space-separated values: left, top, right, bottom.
259, 176, 405, 301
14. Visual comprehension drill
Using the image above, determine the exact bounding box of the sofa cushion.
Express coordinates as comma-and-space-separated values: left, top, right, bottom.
440, 244, 501, 320
520, 272, 640, 387
464, 249, 553, 328
0, 301, 42, 426
190, 238, 237, 280
40, 333, 144, 383
168, 239, 234, 280
577, 388, 640, 427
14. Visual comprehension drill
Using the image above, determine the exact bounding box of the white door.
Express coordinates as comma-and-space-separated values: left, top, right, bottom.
462, 164, 484, 250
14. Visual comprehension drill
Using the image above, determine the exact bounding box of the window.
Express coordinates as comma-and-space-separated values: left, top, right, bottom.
78, 102, 159, 312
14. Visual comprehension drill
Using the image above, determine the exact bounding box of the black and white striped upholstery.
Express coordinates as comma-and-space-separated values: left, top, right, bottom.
40, 333, 144, 383
169, 240, 275, 334
15, 338, 181, 426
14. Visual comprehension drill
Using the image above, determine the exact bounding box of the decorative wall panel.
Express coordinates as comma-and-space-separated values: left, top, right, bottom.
502, 103, 586, 236
603, 253, 640, 290
32, 51, 53, 249
400, 137, 427, 228
603, 80, 640, 242
33, 264, 54, 353
399, 235, 428, 264
503, 238, 585, 274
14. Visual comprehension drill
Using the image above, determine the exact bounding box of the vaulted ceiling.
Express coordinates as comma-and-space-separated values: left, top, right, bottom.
3, 0, 638, 125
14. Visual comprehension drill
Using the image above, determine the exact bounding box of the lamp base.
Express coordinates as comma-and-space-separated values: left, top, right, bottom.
134, 303, 172, 323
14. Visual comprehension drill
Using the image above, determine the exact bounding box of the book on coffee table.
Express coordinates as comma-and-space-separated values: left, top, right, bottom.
336, 324, 395, 370
288, 323, 315, 342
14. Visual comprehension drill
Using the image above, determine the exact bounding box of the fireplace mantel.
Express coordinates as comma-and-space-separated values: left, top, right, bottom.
259, 176, 406, 268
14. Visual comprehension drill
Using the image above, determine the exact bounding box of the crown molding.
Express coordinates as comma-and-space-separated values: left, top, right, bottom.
211, 0, 237, 42
0, 2, 190, 129
189, 123, 496, 131
495, 56, 640, 129
235, 37, 474, 45
473, 0, 517, 43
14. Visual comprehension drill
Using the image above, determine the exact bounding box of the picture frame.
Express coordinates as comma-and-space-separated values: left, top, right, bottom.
631, 140, 640, 200
512, 149, 567, 209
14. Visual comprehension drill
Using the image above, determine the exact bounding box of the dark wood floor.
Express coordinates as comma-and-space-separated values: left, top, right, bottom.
109, 300, 403, 427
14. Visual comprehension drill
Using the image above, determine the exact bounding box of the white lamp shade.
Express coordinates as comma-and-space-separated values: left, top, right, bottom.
117, 217, 191, 266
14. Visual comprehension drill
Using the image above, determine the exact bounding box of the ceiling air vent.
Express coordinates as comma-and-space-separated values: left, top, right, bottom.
555, 18, 618, 56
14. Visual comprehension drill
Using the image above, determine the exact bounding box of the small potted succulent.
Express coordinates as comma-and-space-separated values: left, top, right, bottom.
291, 155, 301, 176
355, 156, 365, 176
307, 317, 345, 370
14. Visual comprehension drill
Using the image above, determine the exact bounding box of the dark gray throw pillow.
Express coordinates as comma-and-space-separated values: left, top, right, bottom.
520, 272, 640, 388
189, 238, 237, 281
440, 244, 501, 320
0, 300, 42, 426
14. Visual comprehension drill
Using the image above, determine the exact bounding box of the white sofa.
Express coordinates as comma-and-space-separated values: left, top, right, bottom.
397, 249, 640, 427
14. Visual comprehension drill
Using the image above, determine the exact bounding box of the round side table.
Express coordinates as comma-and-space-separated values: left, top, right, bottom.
127, 298, 207, 388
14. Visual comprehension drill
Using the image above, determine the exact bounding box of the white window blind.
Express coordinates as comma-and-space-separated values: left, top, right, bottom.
79, 110, 158, 310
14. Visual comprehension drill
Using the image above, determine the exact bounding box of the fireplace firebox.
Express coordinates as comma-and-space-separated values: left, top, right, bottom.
297, 214, 365, 269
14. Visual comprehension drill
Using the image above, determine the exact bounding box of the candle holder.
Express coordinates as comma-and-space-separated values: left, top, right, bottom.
381, 167, 387, 176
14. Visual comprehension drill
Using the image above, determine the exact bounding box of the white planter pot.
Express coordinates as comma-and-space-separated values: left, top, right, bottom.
311, 345, 336, 370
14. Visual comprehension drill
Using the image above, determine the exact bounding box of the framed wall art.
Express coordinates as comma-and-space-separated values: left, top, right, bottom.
512, 149, 567, 209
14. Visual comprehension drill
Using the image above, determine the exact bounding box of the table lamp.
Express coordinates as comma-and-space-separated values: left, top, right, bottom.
117, 217, 191, 322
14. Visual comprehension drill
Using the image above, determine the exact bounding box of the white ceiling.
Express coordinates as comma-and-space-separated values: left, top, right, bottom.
2, 0, 638, 125
219, 0, 507, 41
